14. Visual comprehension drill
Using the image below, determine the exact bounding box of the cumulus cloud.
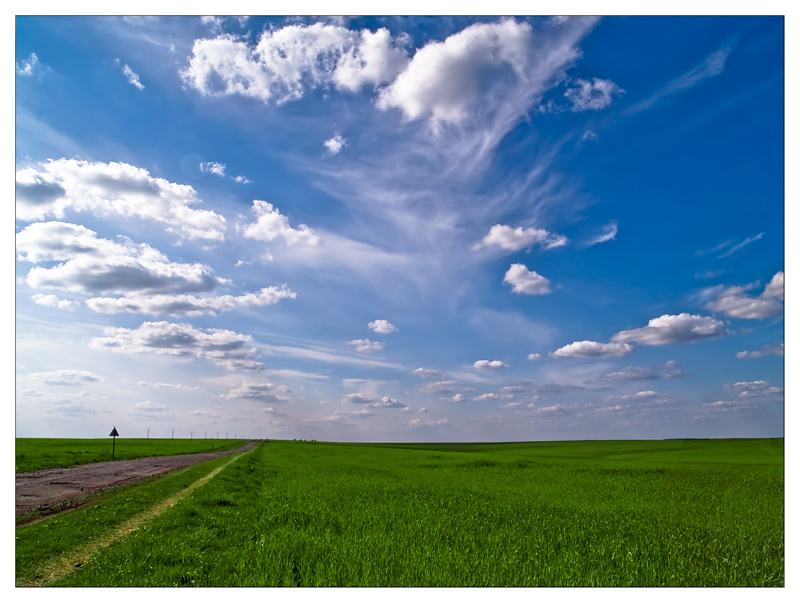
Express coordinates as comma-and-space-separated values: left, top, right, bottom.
706, 272, 784, 319
242, 200, 320, 246
368, 319, 397, 334
122, 64, 145, 89
324, 135, 346, 155
225, 381, 291, 403
564, 77, 624, 111
723, 380, 783, 399
377, 18, 595, 134
32, 293, 78, 310
86, 285, 295, 316
200, 161, 226, 176
473, 224, 567, 253
17, 221, 218, 296
736, 342, 784, 359
15, 159, 226, 240
348, 339, 383, 353
551, 340, 634, 358
90, 321, 263, 370
527, 353, 541, 361
473, 360, 507, 369
181, 24, 409, 104
343, 393, 407, 409
503, 264, 551, 295
29, 369, 104, 385
611, 313, 727, 346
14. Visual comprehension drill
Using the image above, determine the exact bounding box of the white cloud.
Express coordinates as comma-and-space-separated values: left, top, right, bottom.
445, 394, 466, 403
419, 380, 471, 396
122, 64, 145, 89
723, 380, 783, 399
706, 272, 783, 319
17, 222, 218, 296
347, 339, 384, 353
503, 264, 551, 295
32, 293, 78, 310
234, 175, 252, 184
324, 135, 346, 155
200, 161, 226, 176
90, 321, 263, 371
612, 313, 727, 345
585, 222, 617, 247
368, 319, 397, 334
551, 340, 634, 358
225, 382, 291, 403
29, 369, 104, 385
376, 18, 593, 133
473, 224, 567, 253
564, 77, 623, 111
343, 393, 407, 409
527, 353, 541, 361
86, 285, 295, 316
473, 360, 507, 369
413, 367, 441, 378
242, 200, 320, 246
15, 159, 226, 240
628, 47, 731, 113
181, 24, 409, 105
736, 342, 784, 359
716, 233, 764, 259
16, 52, 39, 76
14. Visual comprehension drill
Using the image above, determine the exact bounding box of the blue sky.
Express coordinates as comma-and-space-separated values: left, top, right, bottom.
14, 13, 785, 442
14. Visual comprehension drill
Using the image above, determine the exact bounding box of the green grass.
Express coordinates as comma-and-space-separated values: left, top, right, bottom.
44, 438, 783, 587
15, 452, 245, 585
15, 438, 248, 473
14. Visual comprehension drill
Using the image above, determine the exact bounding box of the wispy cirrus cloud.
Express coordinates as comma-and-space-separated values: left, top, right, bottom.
627, 46, 732, 113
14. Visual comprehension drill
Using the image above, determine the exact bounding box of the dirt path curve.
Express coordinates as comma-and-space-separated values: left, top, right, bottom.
15, 441, 259, 517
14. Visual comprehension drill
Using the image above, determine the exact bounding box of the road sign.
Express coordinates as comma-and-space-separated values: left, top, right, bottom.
110, 426, 119, 458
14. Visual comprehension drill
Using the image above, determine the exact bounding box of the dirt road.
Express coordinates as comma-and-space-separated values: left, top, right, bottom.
15, 441, 259, 517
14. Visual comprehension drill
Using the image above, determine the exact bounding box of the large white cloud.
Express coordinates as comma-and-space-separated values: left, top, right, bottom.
18, 222, 217, 296
473, 224, 567, 253
15, 159, 226, 240
90, 321, 263, 371
612, 313, 727, 346
551, 341, 634, 358
503, 264, 551, 295
368, 319, 397, 334
706, 272, 784, 319
181, 24, 409, 104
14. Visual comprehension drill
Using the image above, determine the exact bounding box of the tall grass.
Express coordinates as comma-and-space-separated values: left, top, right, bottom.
53, 439, 783, 587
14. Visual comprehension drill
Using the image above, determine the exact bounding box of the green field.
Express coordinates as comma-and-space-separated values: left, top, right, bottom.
15, 438, 248, 473
16, 438, 783, 587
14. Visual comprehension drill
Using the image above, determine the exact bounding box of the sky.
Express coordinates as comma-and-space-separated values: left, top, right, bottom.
14, 12, 787, 442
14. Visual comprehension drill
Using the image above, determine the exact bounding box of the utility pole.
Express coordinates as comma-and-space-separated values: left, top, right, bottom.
205, 431, 207, 439
147, 428, 150, 440
172, 430, 174, 439
191, 431, 193, 439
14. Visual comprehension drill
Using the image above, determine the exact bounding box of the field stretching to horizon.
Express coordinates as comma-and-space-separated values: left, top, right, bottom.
16, 438, 783, 587
15, 438, 248, 473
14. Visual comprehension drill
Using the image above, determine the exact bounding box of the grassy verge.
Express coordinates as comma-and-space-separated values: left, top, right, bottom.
52, 439, 783, 587
15, 449, 254, 585
16, 438, 248, 473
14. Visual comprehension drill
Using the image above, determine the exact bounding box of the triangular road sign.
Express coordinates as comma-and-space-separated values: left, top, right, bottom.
109, 427, 119, 437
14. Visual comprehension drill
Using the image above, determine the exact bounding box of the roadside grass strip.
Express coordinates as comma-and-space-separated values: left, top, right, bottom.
16, 446, 254, 587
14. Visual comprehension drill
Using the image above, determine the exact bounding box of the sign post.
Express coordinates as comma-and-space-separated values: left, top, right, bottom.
110, 426, 119, 458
